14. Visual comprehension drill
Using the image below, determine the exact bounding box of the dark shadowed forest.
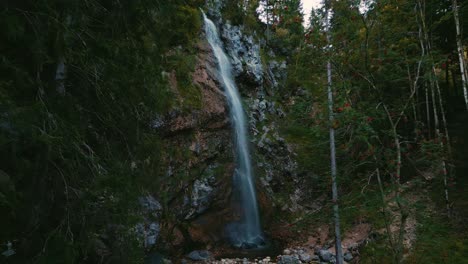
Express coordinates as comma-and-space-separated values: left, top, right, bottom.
1, 0, 468, 263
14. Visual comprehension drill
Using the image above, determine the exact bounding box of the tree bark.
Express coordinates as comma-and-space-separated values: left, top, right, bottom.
452, 0, 468, 110
418, 0, 452, 216
325, 1, 343, 263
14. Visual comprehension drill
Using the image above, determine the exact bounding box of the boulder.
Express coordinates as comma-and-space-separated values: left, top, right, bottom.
187, 250, 211, 261
138, 195, 162, 218
277, 255, 301, 264
344, 252, 353, 262
318, 249, 333, 262
299, 253, 312, 262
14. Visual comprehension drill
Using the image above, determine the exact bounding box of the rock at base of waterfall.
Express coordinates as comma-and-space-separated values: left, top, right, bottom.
277, 255, 301, 264
299, 253, 312, 262
344, 251, 353, 262
187, 250, 211, 261
318, 249, 333, 262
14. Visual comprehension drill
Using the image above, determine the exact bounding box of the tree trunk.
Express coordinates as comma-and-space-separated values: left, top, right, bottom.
430, 79, 451, 216
325, 1, 343, 263
452, 0, 468, 110
418, 0, 452, 216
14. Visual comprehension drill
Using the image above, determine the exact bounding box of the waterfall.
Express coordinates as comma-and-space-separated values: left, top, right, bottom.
202, 13, 264, 248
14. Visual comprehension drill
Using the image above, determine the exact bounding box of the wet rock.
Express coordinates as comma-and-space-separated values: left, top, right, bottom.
206, 0, 224, 23
185, 177, 216, 219
268, 60, 288, 81
135, 222, 160, 248
136, 195, 162, 248
187, 250, 211, 261
276, 107, 286, 118
277, 255, 301, 264
318, 249, 333, 262
138, 195, 162, 218
259, 100, 267, 110
344, 252, 353, 262
222, 23, 263, 85
146, 222, 160, 246
280, 61, 287, 70
299, 253, 312, 262
283, 249, 292, 255
1, 241, 15, 257
151, 115, 166, 129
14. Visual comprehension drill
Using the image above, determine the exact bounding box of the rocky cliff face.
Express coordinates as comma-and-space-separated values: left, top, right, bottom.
143, 9, 308, 258
141, 37, 236, 253
219, 20, 310, 215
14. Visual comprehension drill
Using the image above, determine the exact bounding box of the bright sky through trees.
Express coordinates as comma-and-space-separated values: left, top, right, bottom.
302, 0, 322, 25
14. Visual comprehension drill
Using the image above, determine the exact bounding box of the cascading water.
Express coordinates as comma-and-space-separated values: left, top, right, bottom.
202, 12, 264, 248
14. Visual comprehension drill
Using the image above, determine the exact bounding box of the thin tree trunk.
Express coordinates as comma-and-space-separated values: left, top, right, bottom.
432, 66, 452, 156
430, 79, 451, 216
418, 0, 452, 216
383, 104, 406, 264
425, 82, 431, 137
452, 0, 468, 110
417, 10, 432, 137
325, 1, 343, 263
373, 156, 397, 259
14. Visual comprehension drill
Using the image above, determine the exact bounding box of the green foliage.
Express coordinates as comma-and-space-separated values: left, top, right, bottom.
261, 0, 304, 54
0, 0, 204, 262
220, 0, 263, 33
276, 0, 468, 261
407, 207, 468, 263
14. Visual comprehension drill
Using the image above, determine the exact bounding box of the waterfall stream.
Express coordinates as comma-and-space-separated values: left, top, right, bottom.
202, 13, 264, 248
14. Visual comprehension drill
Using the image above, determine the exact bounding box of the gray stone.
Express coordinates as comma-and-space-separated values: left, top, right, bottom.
277, 255, 301, 264
276, 108, 286, 118
185, 178, 215, 219
344, 252, 353, 262
138, 195, 162, 217
2, 241, 15, 257
187, 250, 211, 261
319, 249, 333, 262
135, 221, 160, 248
206, 0, 224, 24
151, 115, 165, 129
280, 61, 287, 70
222, 23, 263, 85
299, 253, 312, 262
146, 222, 160, 246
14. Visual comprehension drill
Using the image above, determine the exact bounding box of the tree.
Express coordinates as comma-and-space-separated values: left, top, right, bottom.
325, 1, 343, 263
452, 0, 468, 110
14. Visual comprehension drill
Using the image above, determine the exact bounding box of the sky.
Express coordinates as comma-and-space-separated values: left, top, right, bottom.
301, 0, 323, 25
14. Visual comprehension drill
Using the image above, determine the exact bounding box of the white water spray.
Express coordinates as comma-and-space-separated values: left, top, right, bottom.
202, 12, 264, 248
